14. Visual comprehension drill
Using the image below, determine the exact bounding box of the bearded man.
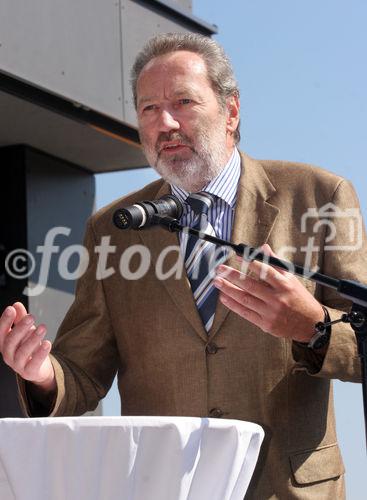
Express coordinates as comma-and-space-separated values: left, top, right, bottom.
1, 33, 366, 499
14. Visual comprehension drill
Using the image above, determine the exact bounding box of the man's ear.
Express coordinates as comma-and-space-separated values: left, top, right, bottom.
225, 94, 240, 135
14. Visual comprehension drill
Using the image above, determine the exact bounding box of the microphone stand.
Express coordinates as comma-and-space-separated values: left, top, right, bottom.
152, 214, 367, 452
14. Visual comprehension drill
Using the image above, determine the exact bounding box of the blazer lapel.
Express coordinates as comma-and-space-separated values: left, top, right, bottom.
210, 152, 280, 338
137, 182, 208, 342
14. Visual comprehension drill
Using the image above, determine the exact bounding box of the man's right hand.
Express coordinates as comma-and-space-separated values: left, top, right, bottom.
0, 302, 56, 394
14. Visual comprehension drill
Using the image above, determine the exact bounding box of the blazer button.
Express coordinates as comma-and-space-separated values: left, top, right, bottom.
209, 408, 224, 418
206, 342, 218, 354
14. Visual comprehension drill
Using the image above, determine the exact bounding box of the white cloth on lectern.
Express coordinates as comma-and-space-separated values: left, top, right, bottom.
0, 416, 264, 500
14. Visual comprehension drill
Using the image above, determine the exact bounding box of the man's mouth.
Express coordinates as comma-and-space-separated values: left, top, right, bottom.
159, 142, 191, 153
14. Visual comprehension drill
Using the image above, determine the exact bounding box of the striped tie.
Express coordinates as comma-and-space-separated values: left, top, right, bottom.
184, 192, 225, 332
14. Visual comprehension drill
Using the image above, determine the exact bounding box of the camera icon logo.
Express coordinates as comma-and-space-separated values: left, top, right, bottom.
301, 202, 363, 251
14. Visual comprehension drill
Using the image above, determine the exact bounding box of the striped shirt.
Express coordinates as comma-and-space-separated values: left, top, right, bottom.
171, 147, 241, 253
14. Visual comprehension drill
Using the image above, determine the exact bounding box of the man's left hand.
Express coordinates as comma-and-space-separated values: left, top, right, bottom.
213, 244, 324, 343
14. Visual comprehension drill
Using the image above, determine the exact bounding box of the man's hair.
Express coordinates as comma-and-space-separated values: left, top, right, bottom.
131, 32, 240, 144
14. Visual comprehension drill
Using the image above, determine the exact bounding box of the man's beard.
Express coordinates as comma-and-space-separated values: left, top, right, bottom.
140, 115, 230, 192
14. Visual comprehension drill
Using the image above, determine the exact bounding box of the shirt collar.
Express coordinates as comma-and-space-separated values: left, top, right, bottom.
171, 147, 241, 208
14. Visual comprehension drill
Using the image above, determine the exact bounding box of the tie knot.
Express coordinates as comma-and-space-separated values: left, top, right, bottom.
186, 192, 215, 216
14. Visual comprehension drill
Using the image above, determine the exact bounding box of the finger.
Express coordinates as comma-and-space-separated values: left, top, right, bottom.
236, 246, 285, 285
261, 243, 274, 255
23, 340, 52, 377
21, 324, 37, 341
247, 254, 291, 288
12, 303, 35, 346
13, 325, 47, 371
0, 307, 17, 350
261, 243, 290, 277
216, 265, 273, 301
2, 314, 35, 364
13, 302, 28, 325
219, 293, 264, 328
214, 276, 268, 316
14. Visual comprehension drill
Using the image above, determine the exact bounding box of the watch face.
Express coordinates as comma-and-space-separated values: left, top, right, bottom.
312, 332, 331, 350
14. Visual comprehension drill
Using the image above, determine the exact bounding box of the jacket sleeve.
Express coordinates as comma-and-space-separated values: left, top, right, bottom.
18, 217, 120, 416
292, 179, 367, 382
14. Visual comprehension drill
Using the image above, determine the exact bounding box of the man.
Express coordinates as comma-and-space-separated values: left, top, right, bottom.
1, 33, 366, 499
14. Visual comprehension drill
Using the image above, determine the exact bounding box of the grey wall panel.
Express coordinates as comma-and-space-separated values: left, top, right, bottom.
25, 148, 95, 339
0, 0, 123, 121
120, 0, 193, 126
25, 149, 101, 417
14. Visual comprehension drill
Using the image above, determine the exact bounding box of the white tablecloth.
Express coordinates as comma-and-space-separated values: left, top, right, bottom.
0, 416, 264, 500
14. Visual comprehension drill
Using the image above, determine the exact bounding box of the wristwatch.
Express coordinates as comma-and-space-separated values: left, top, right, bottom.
296, 306, 332, 350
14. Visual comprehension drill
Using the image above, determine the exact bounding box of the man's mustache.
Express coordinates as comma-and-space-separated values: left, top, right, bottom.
156, 132, 193, 153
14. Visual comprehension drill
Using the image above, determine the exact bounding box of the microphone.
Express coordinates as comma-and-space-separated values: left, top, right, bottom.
113, 194, 183, 230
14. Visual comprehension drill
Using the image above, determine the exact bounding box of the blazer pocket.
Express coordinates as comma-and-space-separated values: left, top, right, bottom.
289, 443, 345, 485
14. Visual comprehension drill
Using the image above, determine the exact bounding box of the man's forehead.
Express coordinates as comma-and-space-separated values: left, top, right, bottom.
136, 51, 213, 104
139, 50, 208, 78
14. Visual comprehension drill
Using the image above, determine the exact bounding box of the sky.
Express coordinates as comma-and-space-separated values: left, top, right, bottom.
96, 1, 367, 497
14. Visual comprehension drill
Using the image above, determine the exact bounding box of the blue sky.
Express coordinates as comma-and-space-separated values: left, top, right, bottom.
96, 1, 367, 497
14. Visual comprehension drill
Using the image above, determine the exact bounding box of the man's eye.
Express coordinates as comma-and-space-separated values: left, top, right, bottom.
179, 98, 192, 105
143, 104, 157, 112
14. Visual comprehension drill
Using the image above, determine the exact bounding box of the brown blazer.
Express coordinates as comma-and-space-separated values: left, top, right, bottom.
19, 153, 367, 499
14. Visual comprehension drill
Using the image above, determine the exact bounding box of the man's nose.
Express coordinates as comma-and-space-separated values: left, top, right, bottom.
158, 109, 180, 132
